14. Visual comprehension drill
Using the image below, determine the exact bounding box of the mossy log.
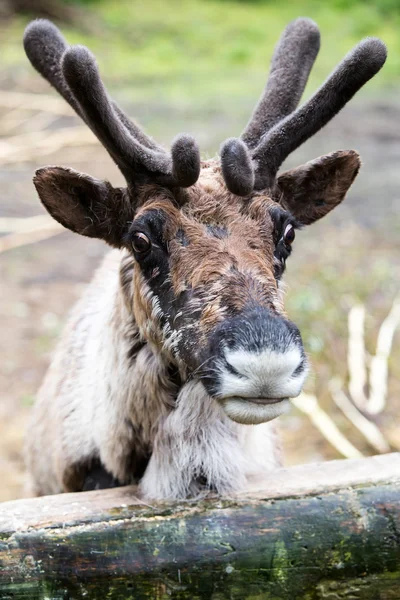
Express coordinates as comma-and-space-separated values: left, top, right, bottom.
0, 454, 399, 600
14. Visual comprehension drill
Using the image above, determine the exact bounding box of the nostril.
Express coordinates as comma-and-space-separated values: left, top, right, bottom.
203, 309, 307, 400
292, 360, 307, 378
224, 360, 247, 379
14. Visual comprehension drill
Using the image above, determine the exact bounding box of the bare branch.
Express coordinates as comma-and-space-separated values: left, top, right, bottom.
0, 127, 97, 165
0, 227, 63, 254
0, 215, 57, 233
0, 215, 63, 253
367, 295, 400, 414
329, 377, 390, 454
0, 90, 73, 116
292, 394, 363, 459
347, 304, 368, 410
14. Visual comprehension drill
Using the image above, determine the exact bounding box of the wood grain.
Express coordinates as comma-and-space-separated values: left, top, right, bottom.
1, 454, 399, 599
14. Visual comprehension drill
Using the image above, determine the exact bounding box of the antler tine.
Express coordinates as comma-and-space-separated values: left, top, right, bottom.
24, 20, 83, 120
62, 47, 201, 188
242, 17, 320, 150
253, 38, 387, 190
221, 17, 320, 196
24, 20, 201, 189
220, 138, 254, 197
61, 46, 168, 177
23, 20, 158, 151
62, 46, 200, 187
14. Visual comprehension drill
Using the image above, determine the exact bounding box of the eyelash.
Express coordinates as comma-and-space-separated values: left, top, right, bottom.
273, 219, 295, 279
274, 243, 291, 278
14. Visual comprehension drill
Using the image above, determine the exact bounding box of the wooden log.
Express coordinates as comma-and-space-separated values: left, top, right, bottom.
0, 454, 399, 599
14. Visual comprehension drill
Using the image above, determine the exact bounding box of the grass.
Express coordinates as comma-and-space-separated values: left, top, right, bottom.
2, 0, 400, 146
67, 0, 400, 94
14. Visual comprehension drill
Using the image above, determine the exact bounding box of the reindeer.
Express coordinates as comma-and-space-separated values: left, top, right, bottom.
23, 18, 386, 500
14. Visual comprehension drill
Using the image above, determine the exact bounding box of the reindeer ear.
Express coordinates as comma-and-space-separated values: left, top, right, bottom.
34, 166, 132, 247
276, 150, 360, 225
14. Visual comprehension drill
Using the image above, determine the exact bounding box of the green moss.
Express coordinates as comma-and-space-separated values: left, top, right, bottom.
4, 485, 398, 599
270, 540, 289, 585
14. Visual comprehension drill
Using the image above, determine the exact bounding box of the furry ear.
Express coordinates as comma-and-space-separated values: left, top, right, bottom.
276, 150, 361, 225
33, 166, 132, 246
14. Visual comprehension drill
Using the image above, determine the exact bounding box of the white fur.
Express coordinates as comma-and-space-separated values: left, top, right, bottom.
140, 381, 281, 500
26, 250, 283, 499
220, 398, 290, 425
213, 346, 307, 425
219, 346, 307, 399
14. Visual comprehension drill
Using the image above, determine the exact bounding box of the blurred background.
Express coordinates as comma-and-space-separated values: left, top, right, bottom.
0, 0, 399, 502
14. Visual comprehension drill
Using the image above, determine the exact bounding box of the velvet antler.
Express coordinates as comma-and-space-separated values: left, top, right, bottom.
221, 19, 387, 196
23, 20, 200, 189
242, 18, 320, 150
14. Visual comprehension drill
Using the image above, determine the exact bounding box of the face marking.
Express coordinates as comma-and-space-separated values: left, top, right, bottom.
206, 225, 229, 239
218, 346, 307, 399
176, 229, 189, 247
123, 174, 307, 423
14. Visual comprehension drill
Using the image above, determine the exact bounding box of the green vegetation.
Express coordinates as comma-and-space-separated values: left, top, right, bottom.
2, 0, 400, 137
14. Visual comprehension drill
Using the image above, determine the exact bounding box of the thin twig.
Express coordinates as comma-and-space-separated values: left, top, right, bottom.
367, 295, 400, 415
0, 227, 63, 254
0, 215, 57, 233
292, 393, 363, 459
329, 377, 390, 454
0, 127, 98, 165
0, 91, 73, 116
0, 108, 32, 135
347, 304, 368, 411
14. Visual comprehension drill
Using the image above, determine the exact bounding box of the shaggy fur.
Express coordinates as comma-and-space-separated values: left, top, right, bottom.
23, 18, 385, 500
27, 167, 350, 499
26, 237, 281, 499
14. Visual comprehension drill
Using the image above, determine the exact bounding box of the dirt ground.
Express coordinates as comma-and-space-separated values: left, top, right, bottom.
1, 72, 400, 501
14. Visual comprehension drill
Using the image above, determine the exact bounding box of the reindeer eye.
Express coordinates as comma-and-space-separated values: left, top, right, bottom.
283, 224, 295, 246
132, 232, 151, 254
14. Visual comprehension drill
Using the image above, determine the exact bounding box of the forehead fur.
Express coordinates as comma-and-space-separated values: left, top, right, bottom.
127, 167, 287, 354
134, 167, 280, 317
136, 164, 278, 230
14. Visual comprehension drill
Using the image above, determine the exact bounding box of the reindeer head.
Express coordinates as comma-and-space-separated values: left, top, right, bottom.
24, 19, 386, 425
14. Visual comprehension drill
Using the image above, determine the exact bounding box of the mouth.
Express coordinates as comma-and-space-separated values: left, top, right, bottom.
218, 396, 290, 425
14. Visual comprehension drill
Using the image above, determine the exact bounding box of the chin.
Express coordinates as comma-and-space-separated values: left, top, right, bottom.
219, 397, 291, 425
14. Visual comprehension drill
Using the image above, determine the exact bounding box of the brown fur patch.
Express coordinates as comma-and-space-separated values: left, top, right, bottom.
276, 150, 361, 224
129, 169, 281, 342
